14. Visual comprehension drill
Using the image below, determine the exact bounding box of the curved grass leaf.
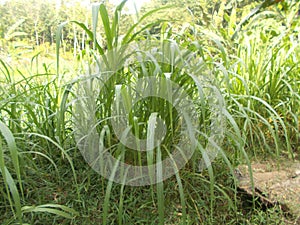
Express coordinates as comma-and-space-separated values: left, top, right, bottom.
22, 204, 79, 219
0, 121, 23, 196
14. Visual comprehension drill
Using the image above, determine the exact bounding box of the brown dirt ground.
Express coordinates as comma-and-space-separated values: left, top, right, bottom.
237, 160, 300, 224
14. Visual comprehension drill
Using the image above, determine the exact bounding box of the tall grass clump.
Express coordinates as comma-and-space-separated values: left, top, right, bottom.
227, 1, 300, 159
56, 1, 243, 224
0, 53, 78, 223
54, 0, 299, 224
190, 0, 300, 160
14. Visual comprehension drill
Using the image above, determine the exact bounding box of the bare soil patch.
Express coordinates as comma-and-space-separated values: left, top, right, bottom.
236, 160, 300, 224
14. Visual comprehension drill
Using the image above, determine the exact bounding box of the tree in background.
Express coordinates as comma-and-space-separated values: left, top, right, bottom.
0, 0, 298, 52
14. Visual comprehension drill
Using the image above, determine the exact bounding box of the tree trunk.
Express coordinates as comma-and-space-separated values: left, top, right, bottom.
34, 20, 39, 46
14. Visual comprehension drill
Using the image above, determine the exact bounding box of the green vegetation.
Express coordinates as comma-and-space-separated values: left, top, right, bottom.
0, 0, 299, 224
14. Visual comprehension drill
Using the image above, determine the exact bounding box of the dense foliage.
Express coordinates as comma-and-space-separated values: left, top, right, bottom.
0, 0, 299, 224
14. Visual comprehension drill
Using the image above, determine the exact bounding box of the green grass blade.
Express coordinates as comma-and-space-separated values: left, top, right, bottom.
92, 3, 101, 50
164, 145, 186, 224
56, 21, 68, 77
70, 21, 105, 55
0, 138, 18, 222
156, 145, 164, 225
117, 180, 126, 225
122, 5, 173, 44
99, 3, 113, 50
0, 121, 23, 197
103, 155, 122, 225
4, 167, 22, 223
0, 58, 12, 83
57, 83, 73, 145
197, 142, 215, 222
146, 113, 158, 185
112, 0, 128, 46
22, 204, 78, 219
